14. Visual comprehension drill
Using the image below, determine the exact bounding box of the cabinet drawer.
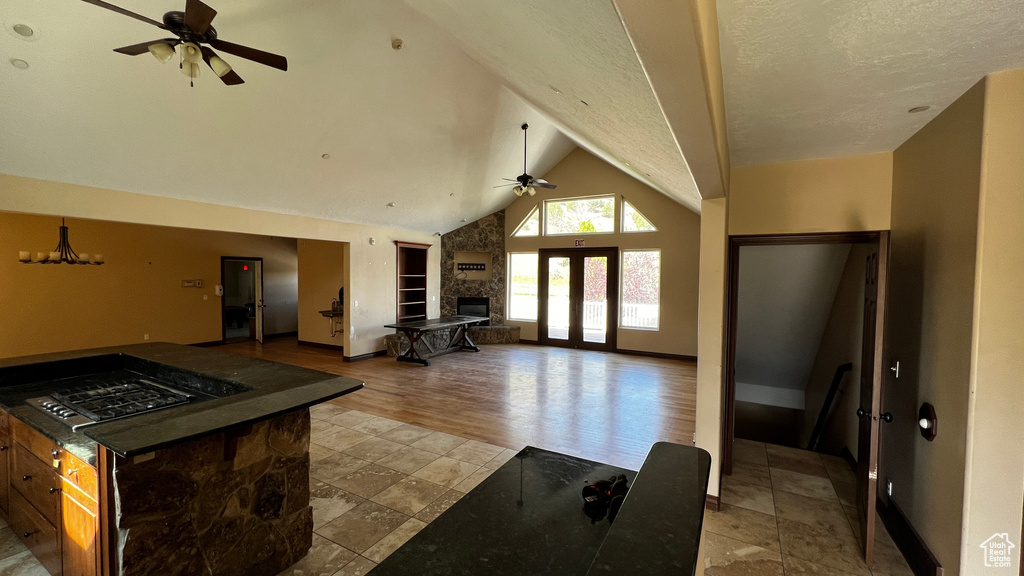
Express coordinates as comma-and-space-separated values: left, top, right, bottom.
9, 489, 60, 576
12, 418, 98, 499
12, 444, 60, 526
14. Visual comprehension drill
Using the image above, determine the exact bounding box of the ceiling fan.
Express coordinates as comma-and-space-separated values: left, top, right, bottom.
495, 123, 557, 197
81, 0, 288, 86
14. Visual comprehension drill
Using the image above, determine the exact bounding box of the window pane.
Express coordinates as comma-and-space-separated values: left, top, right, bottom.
583, 256, 608, 343
622, 201, 656, 232
513, 207, 540, 237
546, 256, 571, 339
621, 250, 660, 329
544, 196, 615, 235
508, 253, 539, 321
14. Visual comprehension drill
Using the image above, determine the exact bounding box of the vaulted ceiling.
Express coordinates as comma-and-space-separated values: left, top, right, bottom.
0, 0, 708, 235
3, 0, 1024, 234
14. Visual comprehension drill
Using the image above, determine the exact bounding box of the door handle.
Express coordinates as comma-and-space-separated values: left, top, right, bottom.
880, 412, 893, 423
856, 408, 870, 419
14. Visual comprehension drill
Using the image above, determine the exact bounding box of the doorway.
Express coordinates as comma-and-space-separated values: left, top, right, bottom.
538, 247, 618, 351
723, 231, 890, 565
221, 257, 264, 344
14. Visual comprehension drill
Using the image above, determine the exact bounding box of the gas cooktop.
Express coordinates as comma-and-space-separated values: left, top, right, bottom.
29, 371, 197, 430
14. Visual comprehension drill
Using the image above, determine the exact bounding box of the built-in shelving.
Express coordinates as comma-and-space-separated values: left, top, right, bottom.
395, 242, 430, 322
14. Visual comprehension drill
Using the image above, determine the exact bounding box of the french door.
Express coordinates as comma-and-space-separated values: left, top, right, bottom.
538, 248, 618, 351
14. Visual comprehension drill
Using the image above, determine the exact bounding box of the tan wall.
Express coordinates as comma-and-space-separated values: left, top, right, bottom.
297, 240, 347, 349
800, 244, 865, 454
504, 149, 701, 356
0, 211, 298, 359
883, 80, 987, 574
695, 197, 728, 497
729, 153, 893, 236
0, 174, 440, 357
960, 69, 1024, 572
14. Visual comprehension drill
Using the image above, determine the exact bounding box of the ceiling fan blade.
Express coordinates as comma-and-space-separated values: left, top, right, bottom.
80, 0, 167, 29
501, 178, 519, 182
208, 39, 288, 71
113, 38, 179, 56
201, 47, 245, 85
184, 0, 218, 35
534, 182, 557, 189
493, 184, 517, 188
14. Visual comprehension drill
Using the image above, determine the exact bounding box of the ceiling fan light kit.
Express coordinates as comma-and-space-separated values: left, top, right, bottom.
81, 0, 288, 87
147, 42, 175, 63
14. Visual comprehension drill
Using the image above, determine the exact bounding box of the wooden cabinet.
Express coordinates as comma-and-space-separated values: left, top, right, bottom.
0, 411, 10, 520
396, 242, 430, 322
6, 414, 99, 576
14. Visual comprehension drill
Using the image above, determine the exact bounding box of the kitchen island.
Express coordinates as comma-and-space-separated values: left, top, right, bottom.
0, 343, 364, 576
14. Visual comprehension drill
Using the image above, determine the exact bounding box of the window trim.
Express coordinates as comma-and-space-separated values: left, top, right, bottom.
619, 248, 661, 331
507, 251, 540, 322
542, 194, 617, 237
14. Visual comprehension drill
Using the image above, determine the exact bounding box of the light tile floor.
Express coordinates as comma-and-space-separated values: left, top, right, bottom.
704, 438, 915, 576
279, 403, 517, 575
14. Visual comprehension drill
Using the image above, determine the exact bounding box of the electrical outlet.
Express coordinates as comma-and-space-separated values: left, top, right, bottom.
887, 480, 893, 496
144, 334, 149, 341
203, 294, 208, 301
354, 300, 358, 307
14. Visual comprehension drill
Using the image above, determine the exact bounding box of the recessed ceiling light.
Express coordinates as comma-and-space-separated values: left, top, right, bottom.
387, 202, 396, 208
13, 24, 33, 37
10, 59, 29, 70
908, 105, 931, 113
321, 153, 330, 159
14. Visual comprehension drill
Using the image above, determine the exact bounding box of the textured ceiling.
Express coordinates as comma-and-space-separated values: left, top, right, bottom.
406, 0, 702, 211
0, 0, 579, 234
718, 0, 1024, 166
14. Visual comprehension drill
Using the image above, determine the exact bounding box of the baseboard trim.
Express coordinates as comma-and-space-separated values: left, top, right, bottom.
298, 340, 344, 352
190, 341, 223, 348
518, 339, 538, 345
344, 350, 387, 362
617, 348, 697, 362
705, 494, 720, 511
265, 331, 298, 340
877, 496, 942, 576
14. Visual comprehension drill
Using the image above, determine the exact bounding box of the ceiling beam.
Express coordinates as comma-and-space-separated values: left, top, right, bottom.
611, 0, 727, 199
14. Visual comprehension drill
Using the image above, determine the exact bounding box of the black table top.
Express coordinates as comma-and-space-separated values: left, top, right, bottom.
370, 447, 634, 576
384, 315, 488, 331
0, 343, 364, 465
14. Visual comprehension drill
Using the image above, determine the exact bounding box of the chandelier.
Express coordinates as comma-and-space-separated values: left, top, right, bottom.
18, 218, 104, 265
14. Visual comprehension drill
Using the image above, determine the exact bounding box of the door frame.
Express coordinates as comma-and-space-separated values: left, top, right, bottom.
537, 247, 619, 351
220, 256, 265, 343
722, 231, 885, 474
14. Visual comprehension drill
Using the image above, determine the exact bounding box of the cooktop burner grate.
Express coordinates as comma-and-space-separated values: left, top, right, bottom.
28, 372, 195, 430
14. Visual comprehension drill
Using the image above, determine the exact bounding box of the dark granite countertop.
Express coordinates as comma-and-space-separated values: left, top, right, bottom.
0, 343, 363, 466
371, 443, 710, 576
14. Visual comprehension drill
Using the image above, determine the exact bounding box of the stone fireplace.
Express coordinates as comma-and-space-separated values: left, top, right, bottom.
457, 297, 490, 325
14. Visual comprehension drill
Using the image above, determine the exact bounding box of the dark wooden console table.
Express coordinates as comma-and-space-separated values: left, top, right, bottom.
384, 315, 488, 366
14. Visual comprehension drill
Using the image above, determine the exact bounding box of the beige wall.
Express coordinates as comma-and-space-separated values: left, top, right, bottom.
504, 148, 701, 357
960, 69, 1024, 573
883, 80, 987, 574
297, 240, 347, 349
0, 211, 298, 359
800, 244, 865, 454
695, 197, 728, 498
729, 153, 893, 236
0, 174, 440, 357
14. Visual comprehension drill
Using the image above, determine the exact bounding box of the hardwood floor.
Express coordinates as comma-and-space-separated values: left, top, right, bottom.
215, 338, 697, 471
